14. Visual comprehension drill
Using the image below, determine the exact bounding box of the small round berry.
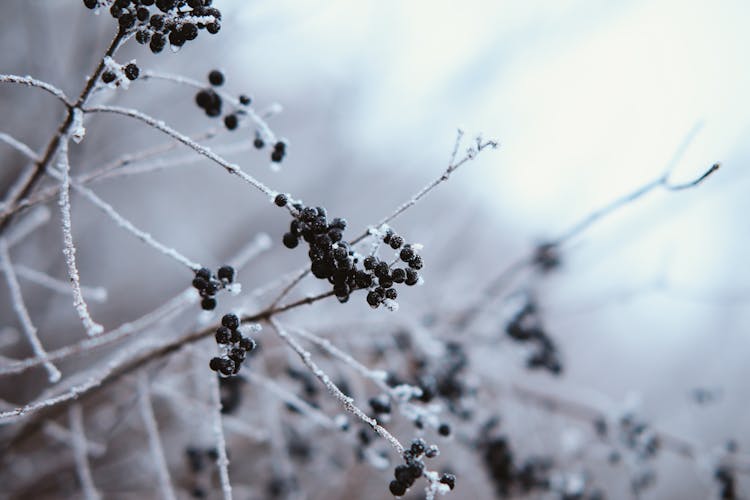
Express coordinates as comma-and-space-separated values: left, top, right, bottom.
273, 140, 286, 153
135, 30, 150, 45
124, 63, 140, 81
230, 328, 242, 343
253, 137, 264, 149
201, 297, 217, 310
101, 71, 117, 84
83, 0, 98, 9
224, 114, 238, 130
208, 70, 224, 86
389, 480, 407, 497
439, 473, 455, 490
196, 267, 212, 280
168, 30, 186, 47
217, 265, 235, 283
274, 193, 288, 207
229, 347, 246, 363
218, 359, 235, 376
425, 445, 439, 458
385, 288, 397, 300
192, 277, 208, 290
215, 327, 231, 344
410, 438, 426, 456
149, 33, 166, 53
239, 337, 256, 352
239, 94, 251, 105
221, 313, 240, 330
182, 23, 198, 41
399, 247, 415, 262
389, 235, 404, 249
209, 357, 223, 371
270, 150, 284, 163
374, 261, 390, 278
206, 22, 221, 34
282, 232, 299, 249
366, 291, 381, 308
438, 423, 451, 437
118, 12, 136, 29
363, 256, 377, 270
136, 7, 150, 22
149, 14, 165, 29
391, 268, 406, 283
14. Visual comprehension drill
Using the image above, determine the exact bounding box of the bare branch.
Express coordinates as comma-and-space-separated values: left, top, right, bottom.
68, 404, 101, 500
83, 105, 276, 197
137, 372, 177, 500
0, 74, 70, 106
207, 368, 233, 500
0, 239, 61, 383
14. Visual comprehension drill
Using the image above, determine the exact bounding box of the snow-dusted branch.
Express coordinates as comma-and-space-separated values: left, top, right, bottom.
83, 105, 275, 197
0, 132, 39, 161
352, 131, 498, 244
208, 367, 233, 500
0, 239, 61, 383
68, 404, 101, 500
137, 372, 177, 500
268, 318, 405, 454
0, 74, 70, 106
16, 264, 107, 303
56, 134, 104, 337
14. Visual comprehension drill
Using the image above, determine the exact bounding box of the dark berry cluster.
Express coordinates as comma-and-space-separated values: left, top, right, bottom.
277, 196, 422, 310
191, 265, 235, 310
101, 62, 140, 86
388, 438, 450, 497
209, 313, 256, 377
505, 301, 562, 375
194, 70, 252, 131
83, 0, 222, 54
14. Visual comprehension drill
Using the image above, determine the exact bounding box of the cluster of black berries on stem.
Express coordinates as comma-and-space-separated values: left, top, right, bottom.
209, 313, 256, 376
389, 438, 453, 497
101, 60, 141, 86
83, 0, 222, 54
191, 265, 235, 310
275, 193, 423, 310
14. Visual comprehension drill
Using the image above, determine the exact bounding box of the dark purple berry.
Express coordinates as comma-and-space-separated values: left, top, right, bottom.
201, 297, 217, 310
215, 327, 231, 344
283, 232, 299, 249
208, 70, 224, 86
217, 266, 235, 283
221, 313, 240, 330
274, 193, 288, 207
224, 114, 238, 130
124, 63, 140, 81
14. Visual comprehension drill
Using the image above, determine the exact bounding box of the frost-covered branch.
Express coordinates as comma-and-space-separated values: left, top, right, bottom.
0, 74, 70, 106
0, 239, 61, 383
84, 105, 276, 197
208, 367, 233, 500
137, 372, 177, 500
68, 404, 101, 500
56, 134, 104, 336
16, 264, 107, 303
268, 318, 405, 454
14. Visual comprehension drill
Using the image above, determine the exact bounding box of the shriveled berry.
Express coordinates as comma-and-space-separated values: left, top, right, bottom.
215, 327, 231, 344
239, 337, 256, 352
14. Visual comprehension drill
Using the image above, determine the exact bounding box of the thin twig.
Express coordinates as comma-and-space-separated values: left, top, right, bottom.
137, 372, 177, 500
268, 318, 405, 453
0, 132, 39, 161
15, 264, 107, 303
0, 239, 61, 382
56, 134, 104, 336
68, 404, 101, 500
0, 74, 70, 105
83, 105, 275, 197
207, 367, 233, 500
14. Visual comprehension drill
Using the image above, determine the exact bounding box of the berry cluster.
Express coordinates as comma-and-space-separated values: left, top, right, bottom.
101, 61, 140, 86
209, 313, 256, 376
191, 265, 235, 310
83, 0, 222, 54
276, 195, 422, 310
505, 301, 562, 375
388, 438, 451, 497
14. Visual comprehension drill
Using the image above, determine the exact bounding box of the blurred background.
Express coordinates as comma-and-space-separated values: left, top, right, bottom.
1, 0, 749, 498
